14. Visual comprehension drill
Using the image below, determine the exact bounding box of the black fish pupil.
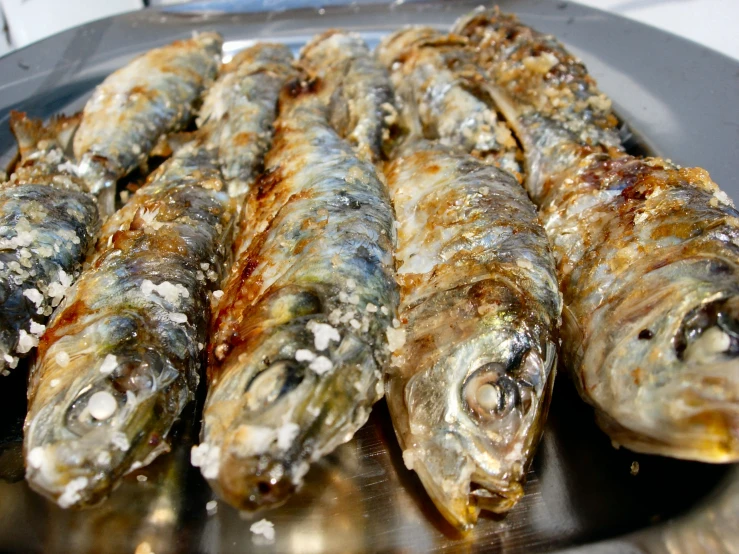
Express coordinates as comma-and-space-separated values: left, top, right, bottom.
638, 329, 653, 340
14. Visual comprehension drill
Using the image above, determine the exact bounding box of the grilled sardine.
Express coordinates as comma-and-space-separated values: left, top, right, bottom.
197, 43, 297, 197
196, 36, 397, 511
456, 9, 739, 462
0, 113, 99, 374
24, 136, 234, 508
377, 27, 520, 176
74, 33, 222, 214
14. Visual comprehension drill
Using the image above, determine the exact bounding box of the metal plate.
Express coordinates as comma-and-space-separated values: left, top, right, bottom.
0, 1, 737, 552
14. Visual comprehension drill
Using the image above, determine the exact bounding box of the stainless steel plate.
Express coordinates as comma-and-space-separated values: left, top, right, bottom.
0, 1, 737, 553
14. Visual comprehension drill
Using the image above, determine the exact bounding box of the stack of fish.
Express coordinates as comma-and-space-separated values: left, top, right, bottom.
0, 6, 734, 535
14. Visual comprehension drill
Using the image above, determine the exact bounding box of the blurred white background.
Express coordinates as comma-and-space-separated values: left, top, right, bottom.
0, 0, 737, 61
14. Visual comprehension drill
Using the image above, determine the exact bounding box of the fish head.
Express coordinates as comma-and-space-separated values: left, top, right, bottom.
401, 325, 556, 530
203, 284, 383, 512
590, 279, 739, 461
25, 313, 193, 508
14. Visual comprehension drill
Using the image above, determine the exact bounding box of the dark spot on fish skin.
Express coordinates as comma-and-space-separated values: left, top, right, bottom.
638, 329, 653, 340
17, 61, 29, 70
557, 2, 568, 9
254, 166, 283, 201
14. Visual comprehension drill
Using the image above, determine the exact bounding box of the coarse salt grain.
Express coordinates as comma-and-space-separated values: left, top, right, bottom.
50, 378, 60, 388
306, 321, 340, 351
212, 290, 224, 299
23, 288, 43, 307
28, 447, 46, 469
112, 432, 130, 451
100, 354, 118, 374
29, 321, 46, 335
169, 312, 188, 324
276, 422, 300, 450
191, 443, 221, 479
386, 328, 406, 352
206, 500, 218, 515
250, 519, 275, 542
309, 356, 333, 375
17, 330, 38, 354
295, 349, 316, 362
58, 476, 89, 508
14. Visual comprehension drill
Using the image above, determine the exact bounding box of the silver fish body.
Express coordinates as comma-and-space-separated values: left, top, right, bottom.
24, 138, 235, 508
197, 43, 297, 197
73, 33, 222, 213
197, 44, 398, 511
377, 27, 520, 176
456, 10, 739, 462
300, 30, 396, 163
0, 113, 99, 373
384, 140, 560, 530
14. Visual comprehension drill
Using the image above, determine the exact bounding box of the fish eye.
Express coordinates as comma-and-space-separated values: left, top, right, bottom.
65, 386, 126, 436
462, 362, 520, 420
245, 360, 304, 412
107, 349, 164, 393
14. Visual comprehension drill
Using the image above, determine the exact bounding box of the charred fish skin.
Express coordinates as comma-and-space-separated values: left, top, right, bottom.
384, 141, 560, 530
377, 27, 521, 176
73, 32, 222, 213
299, 30, 396, 162
198, 76, 398, 510
24, 138, 235, 509
453, 9, 622, 204
0, 113, 99, 374
197, 43, 297, 198
457, 10, 739, 462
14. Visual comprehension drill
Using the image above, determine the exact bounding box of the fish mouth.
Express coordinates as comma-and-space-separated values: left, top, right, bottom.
214, 452, 298, 512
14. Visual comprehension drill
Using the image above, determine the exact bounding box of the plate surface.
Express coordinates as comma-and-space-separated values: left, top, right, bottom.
0, 1, 737, 553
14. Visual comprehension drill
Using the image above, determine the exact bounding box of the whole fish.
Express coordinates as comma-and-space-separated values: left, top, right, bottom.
74, 33, 222, 214
24, 137, 235, 508
0, 112, 99, 374
299, 30, 396, 163
23, 42, 296, 509
195, 37, 397, 511
197, 43, 297, 197
384, 141, 560, 530
377, 27, 521, 177
456, 9, 739, 462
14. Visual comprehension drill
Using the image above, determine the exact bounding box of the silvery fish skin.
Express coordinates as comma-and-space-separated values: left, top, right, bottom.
24, 138, 235, 508
197, 69, 398, 509
376, 27, 521, 177
299, 30, 396, 163
0, 113, 99, 374
197, 43, 297, 198
384, 138, 559, 529
456, 9, 739, 462
73, 33, 222, 214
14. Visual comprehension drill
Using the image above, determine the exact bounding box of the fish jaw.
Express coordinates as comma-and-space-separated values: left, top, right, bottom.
201, 319, 382, 511
392, 325, 556, 530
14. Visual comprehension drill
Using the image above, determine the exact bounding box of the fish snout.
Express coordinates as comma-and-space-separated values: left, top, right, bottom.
216, 450, 297, 512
